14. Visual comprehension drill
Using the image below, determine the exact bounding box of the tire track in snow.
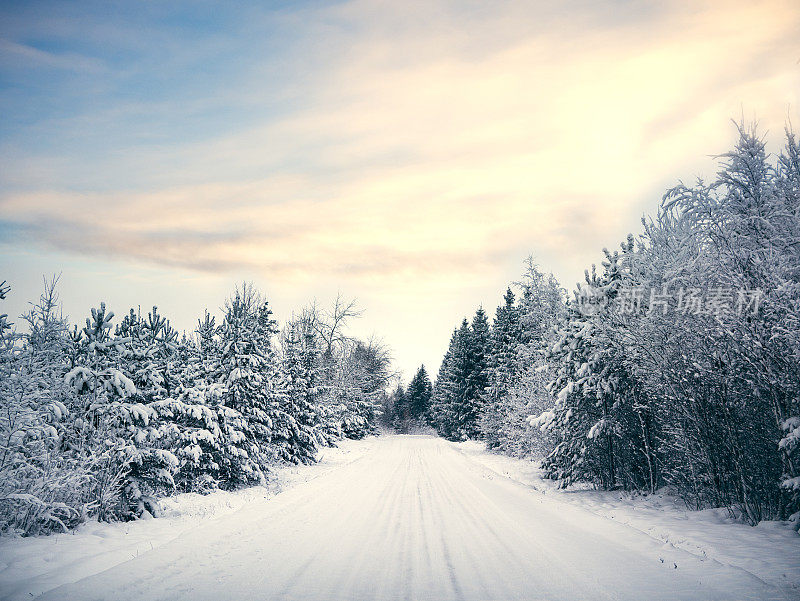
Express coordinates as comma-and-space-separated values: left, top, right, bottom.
34, 435, 793, 601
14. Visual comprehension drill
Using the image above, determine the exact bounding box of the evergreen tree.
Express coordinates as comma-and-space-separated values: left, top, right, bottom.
389, 383, 411, 432
0, 277, 400, 532
150, 315, 228, 494
277, 322, 322, 464
215, 285, 280, 488
537, 256, 636, 490
430, 327, 460, 438
406, 365, 432, 422
431, 318, 485, 441
66, 303, 178, 520
480, 288, 522, 447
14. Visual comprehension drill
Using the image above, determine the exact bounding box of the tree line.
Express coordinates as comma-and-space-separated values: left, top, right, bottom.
0, 283, 392, 535
384, 365, 433, 433
426, 125, 800, 526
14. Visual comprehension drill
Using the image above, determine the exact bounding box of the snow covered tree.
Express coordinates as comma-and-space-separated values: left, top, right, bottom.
215, 284, 281, 487
276, 321, 322, 464
334, 339, 392, 439
0, 278, 84, 534
535, 265, 621, 489
149, 317, 227, 494
430, 327, 459, 438
474, 261, 565, 456
535, 246, 654, 491
300, 298, 392, 440
480, 288, 521, 448
648, 125, 800, 521
391, 365, 432, 433
116, 306, 180, 402
466, 308, 490, 429
528, 124, 800, 523
0, 276, 397, 534
71, 302, 181, 520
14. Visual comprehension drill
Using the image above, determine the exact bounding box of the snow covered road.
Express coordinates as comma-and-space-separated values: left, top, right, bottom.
30, 436, 797, 600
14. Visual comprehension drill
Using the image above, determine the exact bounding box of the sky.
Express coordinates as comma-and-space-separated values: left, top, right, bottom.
1, 0, 798, 381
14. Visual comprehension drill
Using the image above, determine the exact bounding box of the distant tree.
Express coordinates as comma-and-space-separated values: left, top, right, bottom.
389, 383, 410, 432
407, 365, 433, 422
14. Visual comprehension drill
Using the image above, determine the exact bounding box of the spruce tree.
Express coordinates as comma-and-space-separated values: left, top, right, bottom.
462, 308, 490, 438
277, 322, 322, 464
66, 303, 178, 520
406, 365, 432, 423
480, 288, 522, 447
216, 285, 280, 487
430, 327, 460, 438
390, 383, 411, 432
538, 255, 634, 490
431, 319, 479, 441
150, 312, 228, 494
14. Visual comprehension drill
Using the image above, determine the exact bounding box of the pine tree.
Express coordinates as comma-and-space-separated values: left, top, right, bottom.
65, 303, 178, 521
276, 322, 322, 464
430, 327, 459, 438
150, 314, 227, 494
406, 365, 432, 423
390, 383, 411, 432
537, 250, 642, 490
215, 285, 281, 488
480, 288, 522, 447
431, 318, 484, 441
460, 309, 490, 439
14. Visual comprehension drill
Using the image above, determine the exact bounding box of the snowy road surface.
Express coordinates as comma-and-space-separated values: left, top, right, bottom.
33, 436, 795, 600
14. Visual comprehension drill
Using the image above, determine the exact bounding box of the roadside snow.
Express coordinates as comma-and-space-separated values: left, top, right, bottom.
453, 440, 800, 596
0, 436, 377, 601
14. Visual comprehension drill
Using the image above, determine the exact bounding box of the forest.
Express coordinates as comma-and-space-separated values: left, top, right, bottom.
389, 125, 800, 526
0, 284, 392, 535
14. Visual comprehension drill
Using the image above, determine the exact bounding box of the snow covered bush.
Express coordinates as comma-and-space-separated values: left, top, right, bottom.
0, 280, 98, 534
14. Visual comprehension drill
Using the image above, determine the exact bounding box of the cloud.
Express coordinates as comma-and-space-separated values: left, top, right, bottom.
0, 38, 106, 73
1, 0, 798, 292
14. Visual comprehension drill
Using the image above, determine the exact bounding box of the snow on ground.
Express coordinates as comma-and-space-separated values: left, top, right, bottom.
454, 439, 800, 597
0, 436, 377, 601
2, 435, 798, 601
9, 435, 799, 600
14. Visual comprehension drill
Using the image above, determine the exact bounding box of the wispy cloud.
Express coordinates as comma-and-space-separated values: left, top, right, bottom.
0, 38, 106, 73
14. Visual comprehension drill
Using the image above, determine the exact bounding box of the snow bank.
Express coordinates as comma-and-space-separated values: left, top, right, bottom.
0, 437, 376, 601
453, 440, 800, 596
